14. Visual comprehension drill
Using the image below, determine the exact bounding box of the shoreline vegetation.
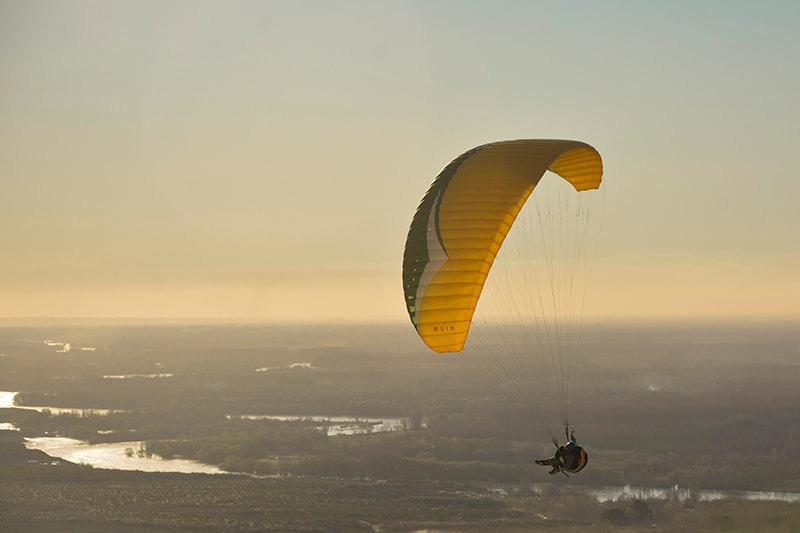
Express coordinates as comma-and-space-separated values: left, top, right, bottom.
5, 394, 800, 493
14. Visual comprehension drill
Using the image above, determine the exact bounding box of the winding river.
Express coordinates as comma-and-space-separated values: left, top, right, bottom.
25, 437, 226, 474
1, 391, 412, 475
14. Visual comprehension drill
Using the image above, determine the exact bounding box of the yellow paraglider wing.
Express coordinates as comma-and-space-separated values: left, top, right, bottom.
402, 139, 603, 353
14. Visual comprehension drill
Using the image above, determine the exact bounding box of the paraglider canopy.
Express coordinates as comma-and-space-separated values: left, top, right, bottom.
402, 139, 603, 353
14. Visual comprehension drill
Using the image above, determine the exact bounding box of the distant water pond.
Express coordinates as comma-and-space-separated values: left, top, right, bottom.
42, 340, 96, 353
227, 414, 422, 436
102, 373, 173, 380
255, 362, 315, 372
582, 484, 800, 504
25, 437, 225, 474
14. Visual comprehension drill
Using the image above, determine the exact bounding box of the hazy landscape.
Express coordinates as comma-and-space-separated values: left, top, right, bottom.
2, 319, 799, 531
4, 1, 799, 531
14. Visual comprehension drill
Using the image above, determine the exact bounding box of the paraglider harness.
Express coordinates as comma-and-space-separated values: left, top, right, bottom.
535, 426, 588, 477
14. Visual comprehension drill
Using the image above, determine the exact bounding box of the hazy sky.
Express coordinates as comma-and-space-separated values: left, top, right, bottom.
2, 0, 798, 321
